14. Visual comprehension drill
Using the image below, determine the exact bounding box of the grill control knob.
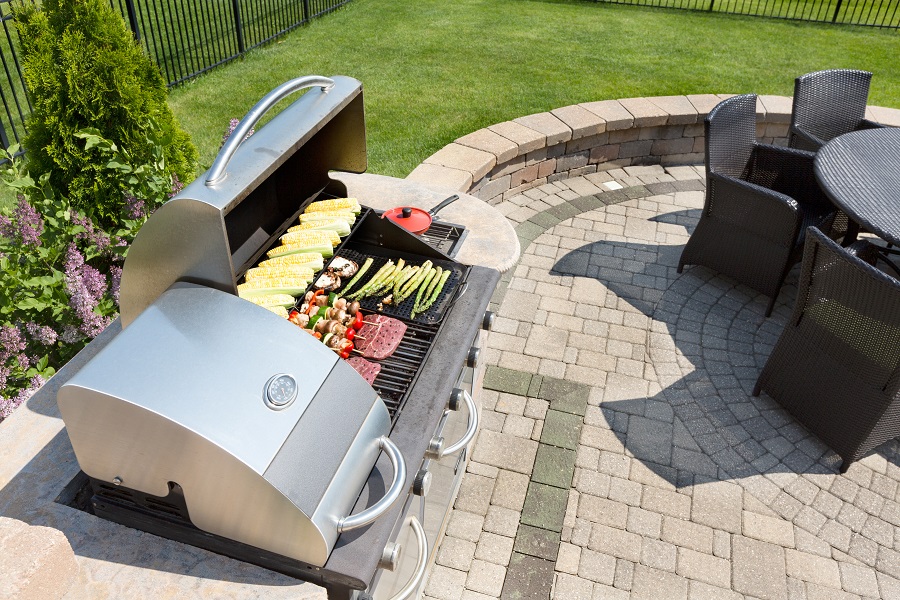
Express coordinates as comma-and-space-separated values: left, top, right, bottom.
482, 311, 495, 331
448, 388, 465, 411
413, 469, 433, 497
466, 347, 481, 369
379, 542, 402, 571
425, 436, 444, 459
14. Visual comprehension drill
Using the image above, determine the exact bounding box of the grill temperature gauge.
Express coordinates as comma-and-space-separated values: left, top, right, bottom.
264, 374, 298, 410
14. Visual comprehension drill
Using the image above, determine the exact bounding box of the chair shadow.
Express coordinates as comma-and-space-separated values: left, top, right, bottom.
550, 208, 900, 488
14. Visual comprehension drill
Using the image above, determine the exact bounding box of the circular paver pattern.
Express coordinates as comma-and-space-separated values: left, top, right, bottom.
426, 165, 900, 600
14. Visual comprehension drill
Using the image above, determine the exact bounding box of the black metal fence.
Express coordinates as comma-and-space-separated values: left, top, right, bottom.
592, 0, 900, 28
0, 0, 350, 150
109, 0, 351, 87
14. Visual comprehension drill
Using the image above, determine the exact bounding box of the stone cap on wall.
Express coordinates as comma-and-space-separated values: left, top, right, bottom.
407, 94, 900, 194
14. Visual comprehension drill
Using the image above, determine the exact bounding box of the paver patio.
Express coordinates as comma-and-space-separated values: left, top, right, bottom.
425, 164, 900, 600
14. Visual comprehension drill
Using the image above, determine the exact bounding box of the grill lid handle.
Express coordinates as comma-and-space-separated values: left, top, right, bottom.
336, 435, 407, 533
205, 75, 336, 186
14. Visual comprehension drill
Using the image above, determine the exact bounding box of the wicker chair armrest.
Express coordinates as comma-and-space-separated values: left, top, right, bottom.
708, 173, 802, 246
789, 125, 827, 152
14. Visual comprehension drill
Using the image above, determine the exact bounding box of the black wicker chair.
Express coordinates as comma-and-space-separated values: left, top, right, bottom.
678, 94, 838, 316
754, 227, 900, 473
789, 69, 885, 152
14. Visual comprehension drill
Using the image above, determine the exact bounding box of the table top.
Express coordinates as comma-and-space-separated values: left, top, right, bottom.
815, 127, 900, 247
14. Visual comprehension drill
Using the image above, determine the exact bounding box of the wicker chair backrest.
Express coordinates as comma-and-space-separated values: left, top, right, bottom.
791, 69, 873, 144
798, 227, 900, 390
705, 94, 757, 180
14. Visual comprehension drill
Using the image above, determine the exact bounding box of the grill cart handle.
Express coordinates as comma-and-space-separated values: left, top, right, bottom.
337, 436, 407, 532
440, 389, 479, 458
205, 75, 336, 186
386, 517, 428, 600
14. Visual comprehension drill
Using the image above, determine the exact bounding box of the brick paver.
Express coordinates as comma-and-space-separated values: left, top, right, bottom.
423, 166, 900, 600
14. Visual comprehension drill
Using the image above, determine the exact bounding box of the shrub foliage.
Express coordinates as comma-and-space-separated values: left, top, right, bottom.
15, 0, 197, 228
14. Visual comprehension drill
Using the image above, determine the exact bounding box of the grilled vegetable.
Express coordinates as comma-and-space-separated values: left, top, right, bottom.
411, 267, 439, 319
341, 257, 373, 295
348, 261, 395, 299
238, 278, 309, 297
263, 305, 290, 318
304, 198, 361, 214
299, 211, 356, 225
266, 241, 333, 259
328, 256, 359, 278
419, 269, 451, 313
244, 265, 315, 282
396, 261, 432, 304
244, 293, 296, 308
287, 218, 352, 236
257, 252, 325, 271
280, 229, 340, 247
315, 271, 341, 291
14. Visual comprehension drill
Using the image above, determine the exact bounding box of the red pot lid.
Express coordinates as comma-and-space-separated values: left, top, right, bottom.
383, 206, 432, 233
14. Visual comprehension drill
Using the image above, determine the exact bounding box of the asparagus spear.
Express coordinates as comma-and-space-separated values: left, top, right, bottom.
348, 261, 394, 299
419, 269, 451, 313
341, 257, 373, 295
410, 267, 439, 319
393, 265, 419, 297
396, 261, 432, 304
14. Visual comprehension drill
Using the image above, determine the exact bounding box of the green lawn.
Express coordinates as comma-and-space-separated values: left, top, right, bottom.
166, 0, 900, 179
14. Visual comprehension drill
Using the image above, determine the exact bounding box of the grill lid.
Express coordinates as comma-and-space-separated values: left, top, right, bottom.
119, 75, 367, 327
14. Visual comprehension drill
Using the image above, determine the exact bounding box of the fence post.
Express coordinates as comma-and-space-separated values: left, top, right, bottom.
232, 0, 246, 53
302, 0, 311, 22
123, 0, 141, 41
832, 0, 844, 22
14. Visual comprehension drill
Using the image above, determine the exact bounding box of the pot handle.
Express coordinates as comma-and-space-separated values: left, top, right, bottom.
427, 194, 460, 217
205, 75, 335, 186
337, 436, 407, 532
439, 389, 479, 458
385, 517, 428, 600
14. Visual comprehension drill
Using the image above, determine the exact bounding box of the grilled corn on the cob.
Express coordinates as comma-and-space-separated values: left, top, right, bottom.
287, 218, 351, 236
266, 241, 334, 259
256, 252, 325, 270
299, 210, 356, 225
280, 228, 340, 247
244, 265, 315, 282
304, 198, 361, 214
263, 305, 290, 318
238, 278, 309, 297
243, 293, 296, 308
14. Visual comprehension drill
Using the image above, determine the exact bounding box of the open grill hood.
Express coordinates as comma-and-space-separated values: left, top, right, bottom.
118, 75, 367, 327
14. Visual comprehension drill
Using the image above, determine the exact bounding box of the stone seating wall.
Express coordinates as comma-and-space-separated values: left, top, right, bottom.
406, 94, 900, 206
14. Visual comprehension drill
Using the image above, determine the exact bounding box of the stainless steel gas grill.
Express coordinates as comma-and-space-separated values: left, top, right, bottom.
56, 75, 500, 600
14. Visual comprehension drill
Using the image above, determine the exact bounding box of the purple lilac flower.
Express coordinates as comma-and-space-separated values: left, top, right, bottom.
60, 325, 82, 344
169, 174, 184, 199
0, 365, 9, 390
109, 266, 122, 305
25, 322, 58, 346
12, 196, 43, 247
64, 244, 113, 338
71, 213, 110, 252
124, 192, 146, 220
221, 118, 254, 147
0, 325, 25, 363
0, 374, 46, 420
0, 214, 13, 239
16, 354, 30, 370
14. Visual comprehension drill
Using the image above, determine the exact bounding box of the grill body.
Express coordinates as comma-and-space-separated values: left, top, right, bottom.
58, 283, 389, 566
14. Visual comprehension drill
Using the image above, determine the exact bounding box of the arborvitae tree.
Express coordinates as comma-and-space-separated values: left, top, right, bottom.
15, 0, 197, 227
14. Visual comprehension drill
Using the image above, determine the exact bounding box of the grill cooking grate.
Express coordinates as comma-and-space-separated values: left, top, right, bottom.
367, 317, 439, 420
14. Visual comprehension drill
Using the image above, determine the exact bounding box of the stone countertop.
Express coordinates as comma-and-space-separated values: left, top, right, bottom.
333, 172, 520, 273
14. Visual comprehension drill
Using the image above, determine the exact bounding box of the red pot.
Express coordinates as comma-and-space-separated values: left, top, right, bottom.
382, 195, 459, 234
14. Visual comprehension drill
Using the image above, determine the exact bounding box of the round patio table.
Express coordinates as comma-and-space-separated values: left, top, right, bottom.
814, 127, 900, 246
